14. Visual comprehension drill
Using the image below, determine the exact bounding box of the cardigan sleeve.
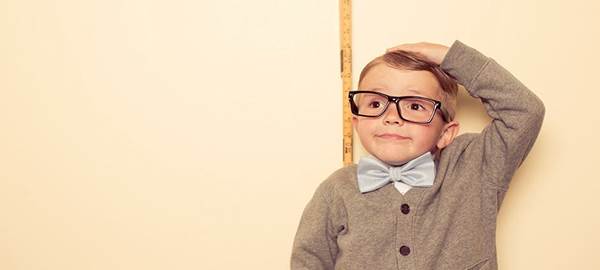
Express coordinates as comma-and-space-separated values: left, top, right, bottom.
440, 40, 545, 190
290, 180, 339, 270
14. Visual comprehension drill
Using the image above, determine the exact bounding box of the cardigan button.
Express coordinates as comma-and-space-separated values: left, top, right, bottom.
401, 203, 410, 214
399, 245, 411, 256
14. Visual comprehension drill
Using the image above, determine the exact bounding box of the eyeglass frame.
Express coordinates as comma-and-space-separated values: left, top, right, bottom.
348, 90, 449, 124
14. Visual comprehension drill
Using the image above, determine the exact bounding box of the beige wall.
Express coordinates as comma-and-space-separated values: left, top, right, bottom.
0, 0, 598, 269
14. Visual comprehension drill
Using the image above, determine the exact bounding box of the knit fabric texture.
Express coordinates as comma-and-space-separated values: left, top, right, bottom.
290, 40, 545, 270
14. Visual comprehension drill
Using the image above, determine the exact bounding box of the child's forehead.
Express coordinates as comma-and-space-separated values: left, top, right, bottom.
359, 64, 442, 98
360, 86, 424, 95
359, 84, 443, 101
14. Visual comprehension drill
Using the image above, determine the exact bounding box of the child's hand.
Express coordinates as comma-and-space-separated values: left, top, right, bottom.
386, 42, 450, 65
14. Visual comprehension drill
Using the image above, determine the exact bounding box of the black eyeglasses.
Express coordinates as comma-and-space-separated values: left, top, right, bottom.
348, 90, 448, 124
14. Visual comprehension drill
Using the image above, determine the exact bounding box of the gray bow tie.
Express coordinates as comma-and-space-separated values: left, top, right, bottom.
357, 152, 436, 193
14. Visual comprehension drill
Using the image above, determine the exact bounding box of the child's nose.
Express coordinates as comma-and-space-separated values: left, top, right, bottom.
382, 102, 405, 125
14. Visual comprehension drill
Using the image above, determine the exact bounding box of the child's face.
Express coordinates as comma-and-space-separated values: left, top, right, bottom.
352, 63, 458, 166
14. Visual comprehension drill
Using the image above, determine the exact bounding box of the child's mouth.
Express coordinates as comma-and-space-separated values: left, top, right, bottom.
377, 134, 410, 140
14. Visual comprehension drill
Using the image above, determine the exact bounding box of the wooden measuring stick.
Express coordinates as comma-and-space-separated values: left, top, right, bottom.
340, 0, 353, 165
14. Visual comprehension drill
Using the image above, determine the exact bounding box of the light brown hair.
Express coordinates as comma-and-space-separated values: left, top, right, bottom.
358, 50, 458, 122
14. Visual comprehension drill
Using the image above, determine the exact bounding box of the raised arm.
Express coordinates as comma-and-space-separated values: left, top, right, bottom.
387, 40, 545, 189
440, 40, 545, 189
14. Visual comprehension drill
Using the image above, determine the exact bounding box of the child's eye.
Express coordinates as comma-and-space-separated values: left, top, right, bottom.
368, 101, 382, 108
409, 103, 425, 111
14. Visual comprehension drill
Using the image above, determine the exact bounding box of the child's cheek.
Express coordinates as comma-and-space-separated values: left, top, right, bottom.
409, 127, 437, 147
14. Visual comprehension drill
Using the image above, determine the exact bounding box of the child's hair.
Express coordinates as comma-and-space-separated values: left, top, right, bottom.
358, 50, 458, 122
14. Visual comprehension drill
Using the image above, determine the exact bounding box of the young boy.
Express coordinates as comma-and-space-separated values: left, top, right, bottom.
290, 40, 545, 270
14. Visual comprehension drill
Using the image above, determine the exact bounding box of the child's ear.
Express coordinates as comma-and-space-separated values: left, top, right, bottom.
436, 120, 460, 149
351, 115, 358, 126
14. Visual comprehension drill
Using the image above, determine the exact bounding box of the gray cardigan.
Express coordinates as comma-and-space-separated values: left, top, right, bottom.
290, 40, 545, 270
